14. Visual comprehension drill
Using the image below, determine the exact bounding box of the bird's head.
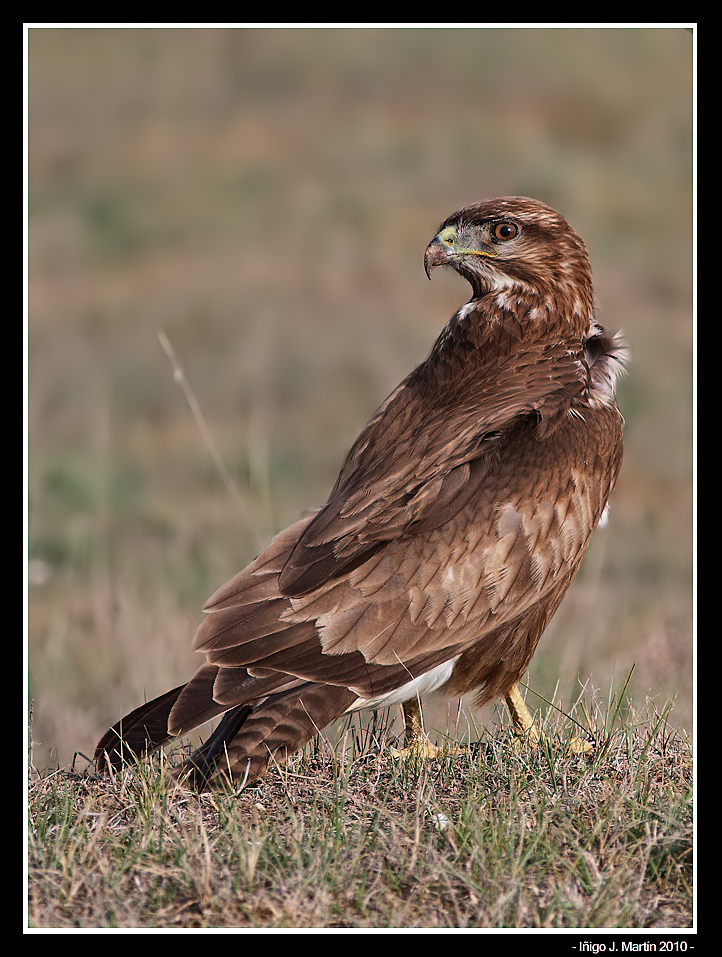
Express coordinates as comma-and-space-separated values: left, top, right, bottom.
424, 196, 594, 311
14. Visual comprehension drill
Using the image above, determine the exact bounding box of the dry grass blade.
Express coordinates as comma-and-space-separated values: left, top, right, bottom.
156, 329, 262, 547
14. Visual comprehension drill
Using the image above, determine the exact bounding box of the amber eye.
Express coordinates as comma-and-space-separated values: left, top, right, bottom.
492, 221, 519, 242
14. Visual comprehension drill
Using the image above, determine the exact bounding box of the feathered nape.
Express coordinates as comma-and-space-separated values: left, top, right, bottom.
584, 322, 629, 408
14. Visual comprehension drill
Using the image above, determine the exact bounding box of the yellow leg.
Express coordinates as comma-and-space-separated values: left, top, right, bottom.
390, 698, 441, 758
392, 685, 592, 760
505, 683, 594, 754
404, 697, 423, 746
505, 683, 543, 747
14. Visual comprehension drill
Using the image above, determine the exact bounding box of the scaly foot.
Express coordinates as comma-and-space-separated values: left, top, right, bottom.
506, 684, 595, 754
390, 698, 443, 759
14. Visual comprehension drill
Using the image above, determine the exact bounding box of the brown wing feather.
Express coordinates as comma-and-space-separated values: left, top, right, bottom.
172, 400, 620, 731
279, 320, 587, 597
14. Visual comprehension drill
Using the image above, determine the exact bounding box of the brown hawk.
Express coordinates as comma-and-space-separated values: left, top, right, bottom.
95, 197, 626, 789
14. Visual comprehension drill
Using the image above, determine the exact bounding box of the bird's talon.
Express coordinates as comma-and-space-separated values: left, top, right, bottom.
390, 737, 443, 760
568, 734, 595, 754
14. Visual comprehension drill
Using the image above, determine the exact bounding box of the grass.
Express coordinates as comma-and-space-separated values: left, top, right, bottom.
27, 691, 692, 929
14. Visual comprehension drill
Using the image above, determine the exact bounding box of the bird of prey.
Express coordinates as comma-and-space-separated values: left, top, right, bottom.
95, 196, 626, 789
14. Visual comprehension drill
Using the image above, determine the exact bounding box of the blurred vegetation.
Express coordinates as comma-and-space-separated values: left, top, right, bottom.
27, 27, 693, 771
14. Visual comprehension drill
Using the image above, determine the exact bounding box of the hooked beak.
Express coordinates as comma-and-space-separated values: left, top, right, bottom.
424, 226, 498, 279
424, 238, 451, 279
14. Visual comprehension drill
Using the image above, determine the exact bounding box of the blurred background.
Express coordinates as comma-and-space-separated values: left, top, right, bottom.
27, 26, 693, 771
